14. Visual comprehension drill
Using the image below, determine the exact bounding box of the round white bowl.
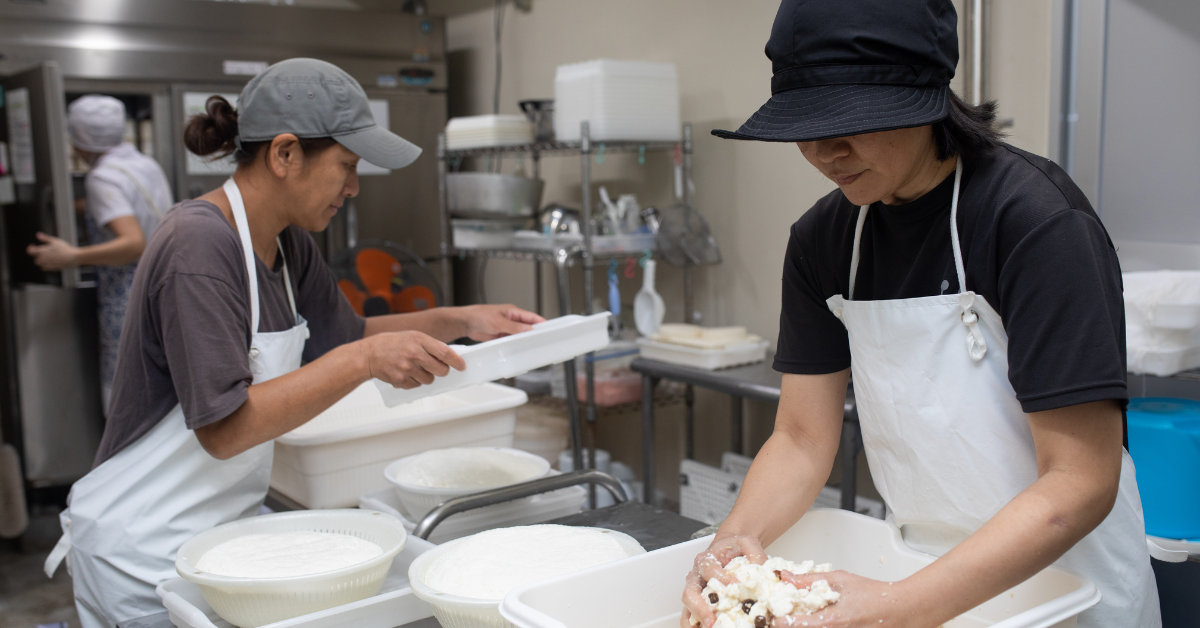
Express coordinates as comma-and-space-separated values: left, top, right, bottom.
176, 509, 407, 628
409, 527, 645, 628
384, 447, 551, 520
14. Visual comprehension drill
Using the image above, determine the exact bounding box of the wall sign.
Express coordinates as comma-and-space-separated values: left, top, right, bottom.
4, 87, 35, 184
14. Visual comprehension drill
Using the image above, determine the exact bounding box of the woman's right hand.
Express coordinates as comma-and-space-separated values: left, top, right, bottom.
363, 330, 466, 389
680, 535, 769, 628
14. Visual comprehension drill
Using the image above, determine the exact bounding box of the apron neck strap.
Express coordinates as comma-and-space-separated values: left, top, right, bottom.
223, 178, 299, 333
847, 158, 965, 300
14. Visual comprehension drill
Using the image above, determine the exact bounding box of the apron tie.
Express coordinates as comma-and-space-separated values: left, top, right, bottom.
958, 292, 988, 361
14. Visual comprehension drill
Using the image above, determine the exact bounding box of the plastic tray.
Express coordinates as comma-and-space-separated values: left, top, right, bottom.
499, 508, 1100, 628
1128, 344, 1200, 377
271, 383, 527, 509
157, 534, 437, 628
359, 475, 587, 545
374, 313, 611, 408
636, 338, 769, 370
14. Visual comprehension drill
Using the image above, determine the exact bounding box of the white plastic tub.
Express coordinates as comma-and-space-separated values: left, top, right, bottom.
271, 383, 528, 509
499, 509, 1100, 628
410, 528, 645, 628
174, 510, 409, 628
636, 338, 769, 370
554, 60, 680, 142
374, 313, 611, 408
159, 533, 436, 628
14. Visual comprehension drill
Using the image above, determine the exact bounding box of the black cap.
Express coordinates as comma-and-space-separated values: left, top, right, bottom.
713, 0, 959, 143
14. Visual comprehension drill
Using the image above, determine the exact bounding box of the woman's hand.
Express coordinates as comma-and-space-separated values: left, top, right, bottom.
26, 232, 79, 270
771, 571, 924, 628
363, 330, 466, 389
458, 304, 545, 341
680, 536, 769, 628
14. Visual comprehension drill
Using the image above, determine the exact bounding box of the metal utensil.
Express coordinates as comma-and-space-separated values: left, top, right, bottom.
539, 204, 581, 235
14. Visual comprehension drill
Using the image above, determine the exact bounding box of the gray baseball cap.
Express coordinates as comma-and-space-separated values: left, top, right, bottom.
236, 58, 421, 169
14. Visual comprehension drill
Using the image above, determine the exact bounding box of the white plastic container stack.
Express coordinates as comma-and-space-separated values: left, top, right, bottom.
270, 383, 528, 509
554, 60, 681, 142
445, 115, 534, 150
1124, 271, 1200, 375
499, 509, 1101, 628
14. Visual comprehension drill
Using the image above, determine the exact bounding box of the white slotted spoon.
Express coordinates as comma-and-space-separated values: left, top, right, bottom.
634, 259, 666, 336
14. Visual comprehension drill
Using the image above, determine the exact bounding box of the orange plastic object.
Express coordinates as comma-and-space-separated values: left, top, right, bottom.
356, 249, 402, 299
338, 279, 367, 316
392, 285, 436, 313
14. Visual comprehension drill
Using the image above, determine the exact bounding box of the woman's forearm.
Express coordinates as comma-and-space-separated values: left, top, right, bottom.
716, 371, 849, 546
195, 340, 369, 459
891, 402, 1124, 627
75, 234, 144, 267
363, 308, 466, 342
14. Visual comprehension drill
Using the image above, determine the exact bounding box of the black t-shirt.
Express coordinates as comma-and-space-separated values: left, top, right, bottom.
775, 143, 1127, 414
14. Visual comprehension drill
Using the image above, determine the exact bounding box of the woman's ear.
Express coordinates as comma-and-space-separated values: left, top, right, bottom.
267, 133, 302, 178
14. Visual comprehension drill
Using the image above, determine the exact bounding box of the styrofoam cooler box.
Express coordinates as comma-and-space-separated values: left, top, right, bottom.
271, 383, 528, 509
554, 59, 680, 142
500, 508, 1100, 628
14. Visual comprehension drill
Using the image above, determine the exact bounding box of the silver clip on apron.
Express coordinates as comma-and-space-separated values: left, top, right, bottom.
45, 178, 309, 628
826, 161, 1160, 627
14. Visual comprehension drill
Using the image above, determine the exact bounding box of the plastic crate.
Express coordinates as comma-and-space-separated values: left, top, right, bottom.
270, 384, 527, 509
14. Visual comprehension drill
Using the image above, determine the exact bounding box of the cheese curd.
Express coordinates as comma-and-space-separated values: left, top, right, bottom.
196, 531, 383, 579
692, 556, 840, 628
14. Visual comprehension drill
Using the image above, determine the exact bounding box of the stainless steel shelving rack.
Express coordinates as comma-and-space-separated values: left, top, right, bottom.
436, 122, 695, 496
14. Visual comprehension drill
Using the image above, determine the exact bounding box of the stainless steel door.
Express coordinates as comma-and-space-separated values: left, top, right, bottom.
12, 285, 102, 485
1, 63, 103, 487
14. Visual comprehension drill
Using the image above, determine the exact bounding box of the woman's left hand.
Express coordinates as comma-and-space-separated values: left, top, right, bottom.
26, 232, 79, 271
773, 571, 928, 628
459, 304, 545, 341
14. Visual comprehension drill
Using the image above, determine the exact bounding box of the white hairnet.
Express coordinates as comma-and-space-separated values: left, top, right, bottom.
67, 95, 127, 153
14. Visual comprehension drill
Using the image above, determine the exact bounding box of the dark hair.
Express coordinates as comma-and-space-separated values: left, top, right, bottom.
183, 95, 338, 167
931, 90, 1004, 162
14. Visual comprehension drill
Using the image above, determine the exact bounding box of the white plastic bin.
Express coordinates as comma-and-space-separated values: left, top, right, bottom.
636, 338, 769, 370
499, 508, 1100, 628
554, 60, 680, 142
271, 383, 528, 509
373, 313, 610, 408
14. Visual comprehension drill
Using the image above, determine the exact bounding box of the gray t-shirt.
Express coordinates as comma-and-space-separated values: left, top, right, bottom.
94, 200, 365, 465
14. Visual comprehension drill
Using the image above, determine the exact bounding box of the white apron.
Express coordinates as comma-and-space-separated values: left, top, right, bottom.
45, 178, 309, 628
827, 162, 1160, 627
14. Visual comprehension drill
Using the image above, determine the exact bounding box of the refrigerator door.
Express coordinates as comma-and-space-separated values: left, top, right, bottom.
2, 62, 78, 287
12, 285, 103, 485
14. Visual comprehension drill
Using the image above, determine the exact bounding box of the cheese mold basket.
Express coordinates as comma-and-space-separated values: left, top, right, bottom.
499, 508, 1100, 628
383, 447, 551, 520
175, 510, 408, 628
373, 313, 611, 408
409, 528, 645, 628
158, 535, 436, 628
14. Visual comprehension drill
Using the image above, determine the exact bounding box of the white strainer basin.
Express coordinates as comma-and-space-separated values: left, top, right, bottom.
176, 509, 408, 628
384, 447, 551, 519
408, 527, 644, 628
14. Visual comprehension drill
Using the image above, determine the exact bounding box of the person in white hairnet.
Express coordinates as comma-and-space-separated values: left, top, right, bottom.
27, 94, 172, 413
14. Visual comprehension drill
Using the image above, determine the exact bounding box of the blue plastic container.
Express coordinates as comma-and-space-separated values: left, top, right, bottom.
1127, 398, 1200, 540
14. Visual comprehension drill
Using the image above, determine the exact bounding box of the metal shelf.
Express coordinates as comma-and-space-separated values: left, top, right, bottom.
453, 247, 657, 263
444, 139, 680, 159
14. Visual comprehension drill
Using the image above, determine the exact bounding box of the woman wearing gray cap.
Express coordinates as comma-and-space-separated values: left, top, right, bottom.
682, 1, 1158, 627
43, 58, 542, 628
28, 95, 172, 413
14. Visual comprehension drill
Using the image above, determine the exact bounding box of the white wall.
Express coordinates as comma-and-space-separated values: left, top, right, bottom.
1100, 0, 1200, 245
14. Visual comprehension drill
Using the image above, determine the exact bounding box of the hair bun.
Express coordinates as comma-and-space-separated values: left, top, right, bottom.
183, 96, 239, 158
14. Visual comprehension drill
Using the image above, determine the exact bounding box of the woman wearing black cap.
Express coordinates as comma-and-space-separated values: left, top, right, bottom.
682, 1, 1159, 627
42, 59, 542, 628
